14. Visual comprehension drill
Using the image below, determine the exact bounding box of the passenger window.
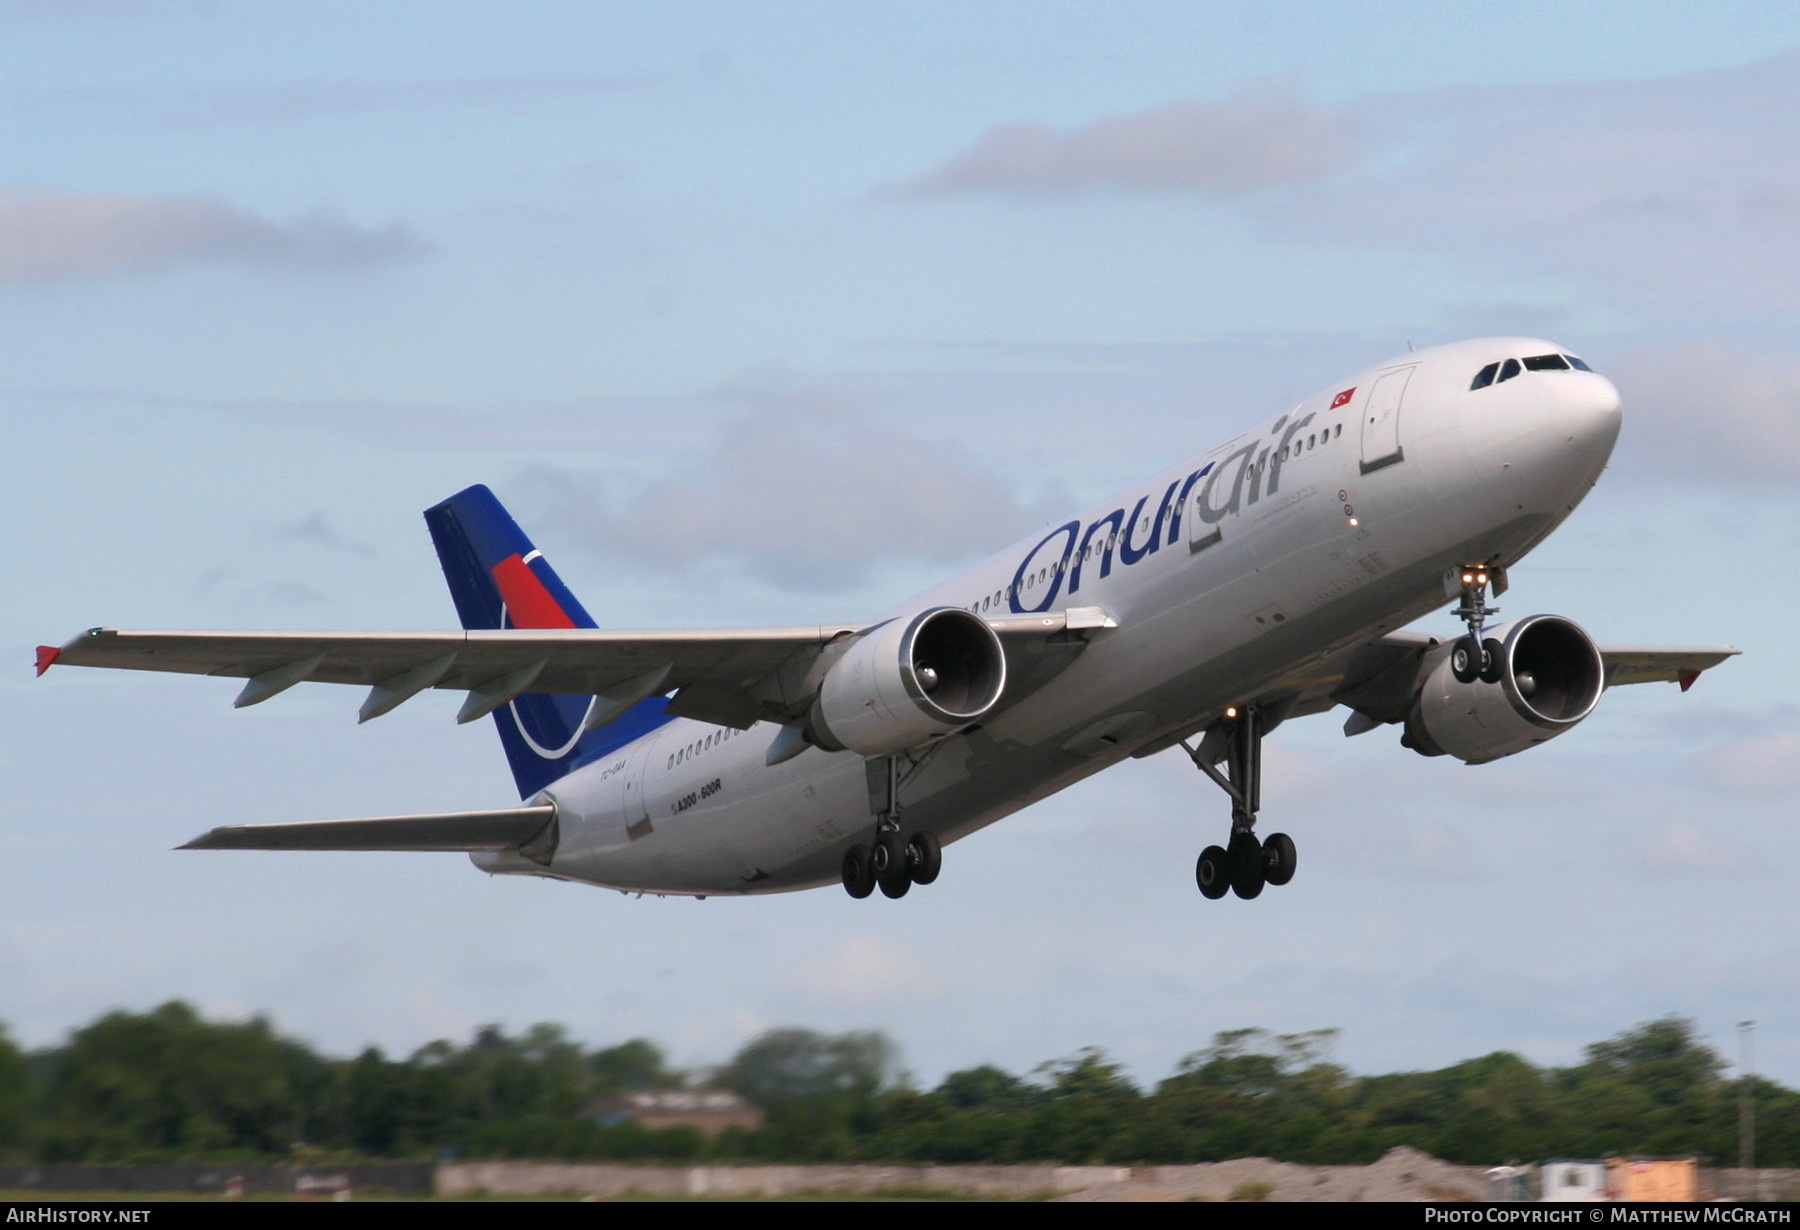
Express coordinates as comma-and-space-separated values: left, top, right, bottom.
1496, 358, 1521, 383
1471, 362, 1499, 390
1523, 354, 1570, 371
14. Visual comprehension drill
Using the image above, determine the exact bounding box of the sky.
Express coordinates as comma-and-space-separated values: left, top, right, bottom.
4, 1, 1799, 1097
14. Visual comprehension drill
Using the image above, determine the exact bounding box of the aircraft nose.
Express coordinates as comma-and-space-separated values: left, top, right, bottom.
1465, 369, 1622, 516
1524, 371, 1622, 492
1565, 371, 1623, 445
1549, 373, 1624, 487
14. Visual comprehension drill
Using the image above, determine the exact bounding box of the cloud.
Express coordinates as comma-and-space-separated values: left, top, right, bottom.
1711, 732, 1800, 796
787, 935, 942, 1004
1267, 50, 1800, 319
261, 512, 375, 556
0, 190, 429, 282
1632, 819, 1741, 876
894, 81, 1358, 198
1606, 341, 1800, 480
195, 566, 331, 609
162, 75, 653, 127
522, 389, 1067, 592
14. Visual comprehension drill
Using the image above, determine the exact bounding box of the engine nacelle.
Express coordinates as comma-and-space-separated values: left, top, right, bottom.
1403, 614, 1605, 765
810, 607, 1006, 757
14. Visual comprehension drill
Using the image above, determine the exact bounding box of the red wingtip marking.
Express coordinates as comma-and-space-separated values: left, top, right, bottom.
1678, 669, 1700, 693
35, 645, 60, 677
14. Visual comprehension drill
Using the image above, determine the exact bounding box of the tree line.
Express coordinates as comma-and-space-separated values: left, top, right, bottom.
0, 1004, 1793, 1167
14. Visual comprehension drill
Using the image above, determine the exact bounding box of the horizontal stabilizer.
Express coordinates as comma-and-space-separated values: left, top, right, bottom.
180, 804, 557, 853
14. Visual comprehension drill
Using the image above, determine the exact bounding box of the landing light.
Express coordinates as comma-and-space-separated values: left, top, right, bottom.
1225, 706, 1239, 719
1349, 518, 1360, 527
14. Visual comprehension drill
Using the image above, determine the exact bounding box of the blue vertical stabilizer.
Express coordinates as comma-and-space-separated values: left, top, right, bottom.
423, 485, 672, 799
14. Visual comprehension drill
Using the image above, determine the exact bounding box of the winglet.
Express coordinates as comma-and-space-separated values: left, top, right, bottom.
1678, 669, 1700, 693
34, 645, 60, 677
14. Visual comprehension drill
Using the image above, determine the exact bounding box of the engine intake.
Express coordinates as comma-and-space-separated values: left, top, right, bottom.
810, 607, 1006, 757
1403, 615, 1604, 764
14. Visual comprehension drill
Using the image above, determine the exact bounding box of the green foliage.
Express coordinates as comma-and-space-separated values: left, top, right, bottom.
36, 1001, 328, 1162
1035, 1047, 1139, 1102
725, 1028, 894, 1108
0, 1026, 35, 1160
589, 1038, 678, 1093
935, 1064, 1038, 1110
6, 1006, 1797, 1169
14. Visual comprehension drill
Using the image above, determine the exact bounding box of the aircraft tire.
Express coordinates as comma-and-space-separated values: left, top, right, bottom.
1451, 635, 1482, 684
1262, 832, 1297, 886
874, 831, 911, 898
906, 830, 942, 885
842, 845, 876, 899
1196, 845, 1230, 899
1229, 831, 1264, 899
1479, 638, 1506, 684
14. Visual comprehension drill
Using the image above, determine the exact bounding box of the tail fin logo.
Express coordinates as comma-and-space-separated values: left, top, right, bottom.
491, 551, 576, 630
491, 550, 594, 760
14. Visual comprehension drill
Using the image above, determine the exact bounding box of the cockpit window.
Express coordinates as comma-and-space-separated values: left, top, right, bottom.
1565, 354, 1593, 371
1523, 353, 1571, 371
1470, 362, 1499, 390
1496, 358, 1521, 383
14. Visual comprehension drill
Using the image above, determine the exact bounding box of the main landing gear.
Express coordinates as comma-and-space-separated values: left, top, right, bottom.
841, 754, 943, 900
1181, 705, 1297, 901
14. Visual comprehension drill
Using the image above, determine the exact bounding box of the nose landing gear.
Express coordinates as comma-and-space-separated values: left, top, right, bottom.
1448, 564, 1506, 683
1181, 705, 1297, 901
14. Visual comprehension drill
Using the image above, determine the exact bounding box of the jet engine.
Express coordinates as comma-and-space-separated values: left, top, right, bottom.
809, 607, 1006, 757
1402, 615, 1605, 764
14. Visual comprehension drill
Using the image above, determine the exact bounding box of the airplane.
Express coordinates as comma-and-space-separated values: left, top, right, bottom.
38, 337, 1738, 903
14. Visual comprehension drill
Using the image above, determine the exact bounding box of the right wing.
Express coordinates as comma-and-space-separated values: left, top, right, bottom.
1597, 646, 1742, 690
1301, 631, 1739, 731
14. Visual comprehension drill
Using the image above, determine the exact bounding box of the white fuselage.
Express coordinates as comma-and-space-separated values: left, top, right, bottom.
474, 338, 1623, 895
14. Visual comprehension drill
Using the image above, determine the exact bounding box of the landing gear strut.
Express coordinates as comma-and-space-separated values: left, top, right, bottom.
1181, 705, 1297, 901
840, 752, 943, 900
1449, 564, 1505, 684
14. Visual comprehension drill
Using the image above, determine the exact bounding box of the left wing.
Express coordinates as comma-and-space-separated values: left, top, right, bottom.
40, 625, 859, 728
39, 607, 1114, 731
